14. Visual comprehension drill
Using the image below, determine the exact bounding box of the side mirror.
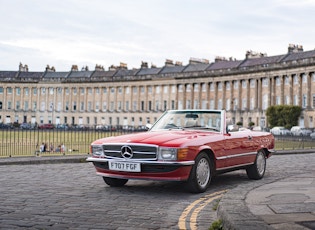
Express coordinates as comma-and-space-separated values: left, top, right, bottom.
227, 124, 238, 132
146, 124, 152, 130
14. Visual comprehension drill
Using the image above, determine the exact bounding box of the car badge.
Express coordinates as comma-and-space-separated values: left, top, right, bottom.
121, 145, 133, 159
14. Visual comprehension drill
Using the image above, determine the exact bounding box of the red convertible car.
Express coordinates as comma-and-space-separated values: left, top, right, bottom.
87, 110, 274, 193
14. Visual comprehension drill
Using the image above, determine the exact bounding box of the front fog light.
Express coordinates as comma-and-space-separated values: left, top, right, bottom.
159, 148, 177, 160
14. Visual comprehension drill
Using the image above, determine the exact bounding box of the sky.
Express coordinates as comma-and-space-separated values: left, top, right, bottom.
1, 0, 315, 72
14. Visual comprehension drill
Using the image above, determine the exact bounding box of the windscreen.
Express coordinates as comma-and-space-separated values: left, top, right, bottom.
151, 110, 222, 132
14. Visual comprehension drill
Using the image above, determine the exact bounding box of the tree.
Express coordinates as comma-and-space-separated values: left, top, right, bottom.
266, 105, 302, 129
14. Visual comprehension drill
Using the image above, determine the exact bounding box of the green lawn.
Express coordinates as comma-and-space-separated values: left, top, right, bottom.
0, 130, 117, 157
1, 130, 314, 157
275, 138, 315, 150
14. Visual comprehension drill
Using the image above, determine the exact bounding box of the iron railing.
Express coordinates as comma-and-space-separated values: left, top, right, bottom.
0, 128, 138, 157
0, 129, 314, 158
274, 134, 315, 151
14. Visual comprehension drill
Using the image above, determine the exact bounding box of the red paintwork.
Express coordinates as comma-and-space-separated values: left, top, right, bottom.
89, 127, 274, 181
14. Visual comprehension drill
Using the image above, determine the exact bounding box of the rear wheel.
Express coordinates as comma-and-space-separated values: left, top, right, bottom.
186, 152, 213, 193
246, 151, 266, 180
103, 177, 128, 187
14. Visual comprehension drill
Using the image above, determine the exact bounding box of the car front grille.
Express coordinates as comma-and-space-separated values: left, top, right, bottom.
103, 144, 158, 160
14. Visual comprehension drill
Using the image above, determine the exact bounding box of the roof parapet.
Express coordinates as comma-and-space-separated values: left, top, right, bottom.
108, 65, 116, 71
108, 62, 128, 71
120, 62, 127, 69
81, 66, 89, 71
141, 61, 148, 68
214, 56, 237, 62
19, 62, 29, 72
175, 61, 182, 66
165, 59, 174, 66
95, 64, 104, 71
189, 57, 209, 64
215, 56, 227, 62
288, 44, 303, 53
45, 65, 56, 72
245, 50, 267, 59
71, 65, 78, 71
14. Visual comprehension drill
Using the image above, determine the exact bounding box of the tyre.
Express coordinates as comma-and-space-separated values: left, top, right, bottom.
103, 177, 128, 187
186, 152, 213, 193
246, 151, 266, 180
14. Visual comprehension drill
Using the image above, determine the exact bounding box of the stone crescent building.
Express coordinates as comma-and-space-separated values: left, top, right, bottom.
0, 44, 315, 129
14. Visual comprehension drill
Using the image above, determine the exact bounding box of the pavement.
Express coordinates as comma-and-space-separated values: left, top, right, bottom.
1, 151, 315, 230
0, 154, 88, 166
218, 150, 315, 230
218, 173, 315, 230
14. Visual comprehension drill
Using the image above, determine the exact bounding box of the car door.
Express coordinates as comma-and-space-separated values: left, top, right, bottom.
223, 130, 257, 168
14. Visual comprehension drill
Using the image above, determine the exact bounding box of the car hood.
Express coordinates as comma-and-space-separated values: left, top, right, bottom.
91, 130, 218, 147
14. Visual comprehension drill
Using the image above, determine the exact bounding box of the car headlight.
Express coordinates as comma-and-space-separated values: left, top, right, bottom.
158, 147, 177, 160
91, 145, 104, 156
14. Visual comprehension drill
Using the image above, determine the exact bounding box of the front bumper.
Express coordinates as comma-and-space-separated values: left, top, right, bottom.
86, 157, 195, 181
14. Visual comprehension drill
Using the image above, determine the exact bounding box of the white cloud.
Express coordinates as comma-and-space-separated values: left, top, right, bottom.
0, 0, 315, 71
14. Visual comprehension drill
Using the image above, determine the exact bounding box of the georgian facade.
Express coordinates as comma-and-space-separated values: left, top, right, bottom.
1, 44, 315, 129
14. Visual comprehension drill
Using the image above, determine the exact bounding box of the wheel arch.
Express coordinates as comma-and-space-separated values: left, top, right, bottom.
197, 147, 216, 170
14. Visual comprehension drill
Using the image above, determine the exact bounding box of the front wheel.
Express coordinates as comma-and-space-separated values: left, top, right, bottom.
103, 177, 128, 187
246, 151, 266, 180
186, 152, 213, 193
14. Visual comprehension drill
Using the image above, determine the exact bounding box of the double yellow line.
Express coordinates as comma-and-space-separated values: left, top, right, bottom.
178, 190, 227, 230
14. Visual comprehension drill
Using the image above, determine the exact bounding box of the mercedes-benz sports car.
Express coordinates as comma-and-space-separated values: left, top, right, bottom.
87, 110, 274, 193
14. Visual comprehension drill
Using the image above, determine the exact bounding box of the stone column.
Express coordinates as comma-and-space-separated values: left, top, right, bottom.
214, 81, 218, 109
257, 79, 262, 110
279, 75, 284, 105
270, 77, 275, 105
289, 75, 293, 105
298, 74, 302, 107
307, 72, 312, 109
222, 81, 226, 110
246, 79, 250, 110
231, 81, 235, 110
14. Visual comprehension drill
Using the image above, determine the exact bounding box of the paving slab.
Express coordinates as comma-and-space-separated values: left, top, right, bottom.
246, 173, 315, 229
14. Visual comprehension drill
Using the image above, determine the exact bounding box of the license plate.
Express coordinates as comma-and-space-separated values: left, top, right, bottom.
109, 161, 141, 172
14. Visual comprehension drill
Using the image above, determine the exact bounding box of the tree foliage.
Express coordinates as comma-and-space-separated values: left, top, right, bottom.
266, 105, 302, 129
